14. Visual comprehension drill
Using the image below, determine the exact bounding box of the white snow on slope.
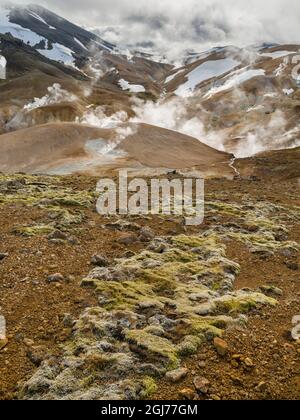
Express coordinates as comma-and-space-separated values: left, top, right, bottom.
205, 68, 266, 98
175, 58, 240, 97
283, 88, 294, 96
94, 40, 113, 52
0, 6, 78, 69
0, 6, 45, 46
28, 11, 56, 30
119, 79, 145, 93
0, 54, 6, 79
274, 62, 287, 77
37, 43, 77, 69
261, 50, 294, 59
74, 37, 88, 51
165, 69, 185, 84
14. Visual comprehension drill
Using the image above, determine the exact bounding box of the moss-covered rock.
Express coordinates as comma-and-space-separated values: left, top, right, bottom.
13, 224, 55, 237
125, 329, 180, 370
19, 195, 296, 400
140, 377, 158, 398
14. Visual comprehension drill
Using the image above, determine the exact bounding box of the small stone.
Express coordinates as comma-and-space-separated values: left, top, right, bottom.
62, 313, 74, 328
166, 367, 188, 383
285, 262, 298, 271
139, 227, 155, 242
193, 376, 210, 394
0, 338, 8, 350
26, 346, 47, 366
279, 248, 293, 257
230, 375, 244, 386
231, 360, 239, 368
123, 251, 135, 258
118, 234, 139, 245
232, 354, 242, 361
91, 255, 109, 267
244, 357, 255, 370
0, 253, 8, 261
259, 285, 283, 296
211, 394, 221, 401
47, 273, 64, 283
255, 382, 268, 392
198, 361, 206, 368
106, 220, 141, 232
214, 337, 229, 357
47, 231, 68, 241
23, 338, 34, 347
179, 388, 196, 400
68, 236, 79, 245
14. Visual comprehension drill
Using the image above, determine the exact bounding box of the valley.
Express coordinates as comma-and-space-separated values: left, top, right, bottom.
0, 2, 299, 401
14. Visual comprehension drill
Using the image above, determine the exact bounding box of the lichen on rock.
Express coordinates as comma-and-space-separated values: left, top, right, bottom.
20, 229, 279, 400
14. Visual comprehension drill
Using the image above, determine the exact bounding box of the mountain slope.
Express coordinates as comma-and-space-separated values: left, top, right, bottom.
118, 123, 231, 170
0, 122, 111, 173
0, 122, 232, 177
162, 44, 300, 155
0, 3, 299, 174
0, 3, 114, 68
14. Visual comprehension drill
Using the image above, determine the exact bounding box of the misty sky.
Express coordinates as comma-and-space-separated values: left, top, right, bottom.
3, 0, 300, 57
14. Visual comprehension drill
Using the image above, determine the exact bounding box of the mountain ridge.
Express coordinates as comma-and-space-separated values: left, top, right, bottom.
0, 3, 299, 176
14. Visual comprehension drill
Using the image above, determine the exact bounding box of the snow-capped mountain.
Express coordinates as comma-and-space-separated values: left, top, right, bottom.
0, 3, 299, 176
0, 3, 115, 70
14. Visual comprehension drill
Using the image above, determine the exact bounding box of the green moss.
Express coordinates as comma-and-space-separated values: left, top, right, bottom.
225, 231, 299, 254
188, 318, 223, 338
0, 174, 95, 209
125, 329, 180, 370
171, 234, 224, 252
214, 293, 277, 314
245, 216, 288, 234
13, 224, 55, 237
140, 377, 158, 399
94, 280, 158, 311
206, 201, 245, 217
177, 335, 203, 356
160, 248, 198, 263
84, 353, 117, 371
47, 206, 85, 227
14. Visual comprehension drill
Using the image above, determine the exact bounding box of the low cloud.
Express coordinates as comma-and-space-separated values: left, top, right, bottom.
3, 0, 300, 59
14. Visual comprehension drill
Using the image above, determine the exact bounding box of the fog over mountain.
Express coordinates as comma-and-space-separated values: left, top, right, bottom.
1, 0, 300, 58
0, 0, 300, 403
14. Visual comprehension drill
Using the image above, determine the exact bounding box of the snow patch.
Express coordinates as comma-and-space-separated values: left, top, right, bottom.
0, 6, 78, 69
28, 11, 56, 30
118, 79, 146, 93
38, 43, 77, 69
74, 37, 88, 51
274, 62, 287, 77
283, 88, 294, 96
165, 69, 185, 84
175, 58, 240, 97
261, 50, 294, 59
0, 54, 6, 79
205, 68, 266, 98
0, 6, 46, 46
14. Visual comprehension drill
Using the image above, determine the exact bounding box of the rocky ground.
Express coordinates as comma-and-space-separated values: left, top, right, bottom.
0, 171, 299, 400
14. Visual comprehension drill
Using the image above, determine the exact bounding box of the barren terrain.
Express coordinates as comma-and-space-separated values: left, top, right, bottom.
0, 151, 299, 400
